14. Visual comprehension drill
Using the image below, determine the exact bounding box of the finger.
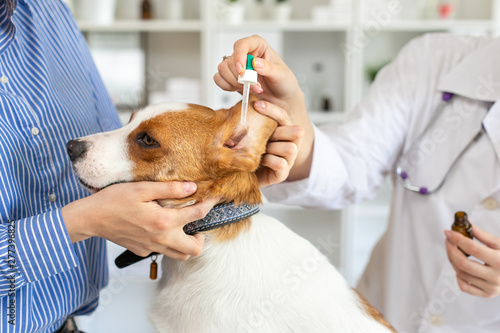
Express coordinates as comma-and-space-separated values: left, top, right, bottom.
471, 223, 500, 250
214, 69, 262, 95
261, 153, 288, 174
269, 125, 304, 144
157, 229, 206, 258
253, 100, 291, 126
126, 240, 191, 261
232, 35, 268, 75
173, 233, 205, 258
445, 229, 497, 266
217, 59, 240, 90
159, 247, 191, 261
167, 196, 220, 228
214, 72, 237, 92
457, 275, 491, 298
135, 181, 197, 201
251, 57, 288, 83
124, 240, 157, 258
266, 141, 298, 164
445, 238, 490, 278
251, 82, 264, 95
456, 271, 499, 296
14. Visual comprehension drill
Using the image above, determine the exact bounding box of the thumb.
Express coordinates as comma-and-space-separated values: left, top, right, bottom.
138, 181, 197, 201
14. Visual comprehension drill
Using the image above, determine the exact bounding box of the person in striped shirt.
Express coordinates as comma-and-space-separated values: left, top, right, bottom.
0, 1, 219, 332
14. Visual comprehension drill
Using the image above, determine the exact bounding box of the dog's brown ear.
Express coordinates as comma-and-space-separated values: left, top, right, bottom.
212, 97, 277, 173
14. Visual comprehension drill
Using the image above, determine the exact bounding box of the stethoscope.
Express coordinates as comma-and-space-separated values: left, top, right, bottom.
395, 92, 486, 195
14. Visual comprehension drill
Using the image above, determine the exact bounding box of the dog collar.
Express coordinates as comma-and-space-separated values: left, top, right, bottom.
183, 202, 259, 234
115, 202, 260, 269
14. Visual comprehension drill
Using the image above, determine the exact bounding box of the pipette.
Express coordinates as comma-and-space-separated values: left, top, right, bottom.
238, 55, 258, 125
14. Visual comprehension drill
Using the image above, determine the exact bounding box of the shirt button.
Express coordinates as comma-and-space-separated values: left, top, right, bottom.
429, 314, 443, 326
1, 76, 8, 83
48, 194, 56, 202
31, 127, 40, 136
483, 197, 498, 210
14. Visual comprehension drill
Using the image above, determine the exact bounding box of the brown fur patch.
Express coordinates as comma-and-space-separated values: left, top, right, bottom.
208, 218, 252, 242
128, 96, 276, 241
354, 289, 397, 332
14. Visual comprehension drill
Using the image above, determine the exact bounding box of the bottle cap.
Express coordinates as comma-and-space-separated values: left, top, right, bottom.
454, 211, 468, 226
238, 55, 258, 84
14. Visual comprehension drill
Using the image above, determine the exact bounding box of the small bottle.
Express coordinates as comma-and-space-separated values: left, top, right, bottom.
150, 255, 158, 280
311, 62, 326, 112
451, 211, 473, 256
142, 0, 152, 20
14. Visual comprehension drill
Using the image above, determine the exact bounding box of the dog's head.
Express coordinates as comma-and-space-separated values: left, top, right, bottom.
67, 95, 277, 209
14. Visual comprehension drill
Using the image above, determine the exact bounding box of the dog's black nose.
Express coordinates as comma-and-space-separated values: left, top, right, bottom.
67, 140, 87, 162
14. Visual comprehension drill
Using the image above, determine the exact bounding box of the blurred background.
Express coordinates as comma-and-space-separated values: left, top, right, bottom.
66, 0, 498, 331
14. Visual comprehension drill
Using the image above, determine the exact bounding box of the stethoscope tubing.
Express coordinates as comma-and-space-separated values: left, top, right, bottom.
395, 92, 485, 195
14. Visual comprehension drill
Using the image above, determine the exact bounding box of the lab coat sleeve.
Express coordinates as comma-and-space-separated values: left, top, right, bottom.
263, 35, 425, 209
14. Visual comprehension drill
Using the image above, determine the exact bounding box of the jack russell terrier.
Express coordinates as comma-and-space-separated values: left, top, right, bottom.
67, 96, 396, 332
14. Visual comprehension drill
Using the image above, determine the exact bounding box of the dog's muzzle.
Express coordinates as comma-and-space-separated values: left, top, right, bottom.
67, 139, 88, 162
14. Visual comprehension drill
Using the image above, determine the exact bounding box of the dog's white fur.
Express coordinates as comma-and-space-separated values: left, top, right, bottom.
71, 103, 189, 190
69, 103, 394, 333
152, 213, 391, 332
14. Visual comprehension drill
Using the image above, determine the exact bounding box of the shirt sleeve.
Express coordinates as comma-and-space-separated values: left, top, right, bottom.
263, 34, 426, 209
0, 210, 79, 297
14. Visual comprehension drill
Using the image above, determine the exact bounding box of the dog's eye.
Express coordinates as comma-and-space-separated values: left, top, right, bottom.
137, 133, 159, 148
143, 135, 155, 146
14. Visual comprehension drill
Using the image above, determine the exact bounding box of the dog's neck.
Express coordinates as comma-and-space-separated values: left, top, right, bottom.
157, 171, 262, 242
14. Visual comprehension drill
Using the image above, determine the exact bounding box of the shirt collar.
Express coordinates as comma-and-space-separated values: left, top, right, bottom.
437, 37, 500, 102
0, 0, 17, 57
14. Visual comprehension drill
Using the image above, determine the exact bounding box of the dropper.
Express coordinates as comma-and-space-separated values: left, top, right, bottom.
238, 55, 258, 125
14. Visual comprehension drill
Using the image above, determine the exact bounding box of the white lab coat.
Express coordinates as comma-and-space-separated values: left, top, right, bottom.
262, 33, 500, 333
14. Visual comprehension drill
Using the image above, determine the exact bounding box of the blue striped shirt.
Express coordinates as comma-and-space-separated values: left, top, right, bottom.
0, 0, 121, 331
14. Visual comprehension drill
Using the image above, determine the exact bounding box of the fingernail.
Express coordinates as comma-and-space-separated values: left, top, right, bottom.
254, 100, 266, 109
251, 84, 263, 94
183, 182, 197, 193
237, 62, 244, 75
443, 230, 450, 238
253, 58, 263, 68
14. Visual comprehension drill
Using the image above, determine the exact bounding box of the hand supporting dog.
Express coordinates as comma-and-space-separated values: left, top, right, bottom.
62, 181, 218, 260
253, 100, 304, 187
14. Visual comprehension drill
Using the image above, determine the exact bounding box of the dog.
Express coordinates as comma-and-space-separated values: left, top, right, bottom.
67, 96, 396, 332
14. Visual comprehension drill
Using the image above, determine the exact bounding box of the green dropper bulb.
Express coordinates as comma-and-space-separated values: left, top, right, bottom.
246, 54, 255, 70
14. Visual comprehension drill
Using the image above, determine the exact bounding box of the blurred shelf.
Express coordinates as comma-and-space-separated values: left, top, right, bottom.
77, 19, 493, 34
373, 19, 493, 32
214, 20, 349, 32
77, 20, 203, 32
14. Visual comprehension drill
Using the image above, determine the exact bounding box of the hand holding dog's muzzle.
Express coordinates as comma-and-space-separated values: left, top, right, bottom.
62, 181, 216, 261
